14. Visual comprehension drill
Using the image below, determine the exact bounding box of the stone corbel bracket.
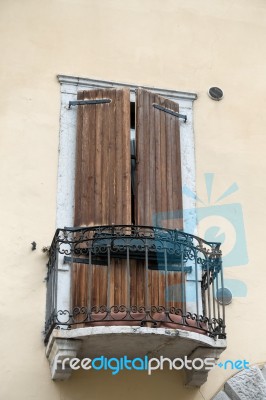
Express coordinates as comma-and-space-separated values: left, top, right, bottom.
46, 336, 82, 380
185, 346, 225, 387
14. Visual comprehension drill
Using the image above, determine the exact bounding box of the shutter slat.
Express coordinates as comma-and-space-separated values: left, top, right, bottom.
122, 90, 131, 223
95, 89, 103, 224
101, 89, 110, 223
159, 94, 167, 225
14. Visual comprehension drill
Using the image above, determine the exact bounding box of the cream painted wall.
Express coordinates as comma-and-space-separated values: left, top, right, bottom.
1, 0, 266, 399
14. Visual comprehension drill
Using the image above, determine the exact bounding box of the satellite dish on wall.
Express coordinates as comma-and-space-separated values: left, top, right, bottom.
208, 87, 223, 101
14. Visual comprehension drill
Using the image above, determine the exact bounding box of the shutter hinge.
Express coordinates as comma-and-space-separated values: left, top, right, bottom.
153, 103, 187, 122
68, 98, 111, 109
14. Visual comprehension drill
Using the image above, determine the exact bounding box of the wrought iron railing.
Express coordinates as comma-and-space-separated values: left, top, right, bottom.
44, 225, 225, 343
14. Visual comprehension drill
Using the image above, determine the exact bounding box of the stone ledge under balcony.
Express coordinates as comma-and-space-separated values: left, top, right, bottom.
46, 325, 226, 386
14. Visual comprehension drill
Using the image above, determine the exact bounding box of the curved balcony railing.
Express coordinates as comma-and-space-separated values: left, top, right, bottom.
44, 225, 225, 343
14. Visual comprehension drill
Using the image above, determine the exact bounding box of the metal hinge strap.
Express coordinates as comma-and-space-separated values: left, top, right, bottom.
153, 103, 187, 122
68, 98, 111, 109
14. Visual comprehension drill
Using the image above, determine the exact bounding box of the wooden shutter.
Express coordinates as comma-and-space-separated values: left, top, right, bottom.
74, 88, 131, 226
135, 88, 183, 308
135, 88, 183, 228
73, 88, 131, 313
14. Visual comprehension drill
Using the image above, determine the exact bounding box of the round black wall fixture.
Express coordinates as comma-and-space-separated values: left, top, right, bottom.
208, 87, 223, 101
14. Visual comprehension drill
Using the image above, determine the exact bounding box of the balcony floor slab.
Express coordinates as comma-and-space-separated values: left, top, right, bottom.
46, 326, 226, 386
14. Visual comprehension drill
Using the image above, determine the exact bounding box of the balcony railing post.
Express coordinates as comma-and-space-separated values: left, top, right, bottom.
206, 257, 212, 332
164, 246, 168, 308
181, 243, 186, 316
126, 242, 130, 309
194, 248, 199, 322
144, 239, 149, 310
87, 247, 92, 311
107, 244, 111, 309
69, 236, 75, 321
54, 242, 59, 327
211, 260, 216, 331
220, 258, 226, 336
216, 265, 221, 323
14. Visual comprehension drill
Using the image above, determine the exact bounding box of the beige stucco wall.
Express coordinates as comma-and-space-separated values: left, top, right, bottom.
1, 0, 266, 399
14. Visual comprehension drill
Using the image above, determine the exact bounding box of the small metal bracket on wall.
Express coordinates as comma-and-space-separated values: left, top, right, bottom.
153, 103, 187, 122
68, 99, 111, 109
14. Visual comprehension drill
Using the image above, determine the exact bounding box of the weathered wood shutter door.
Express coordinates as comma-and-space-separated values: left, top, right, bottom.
135, 88, 183, 308
73, 88, 131, 313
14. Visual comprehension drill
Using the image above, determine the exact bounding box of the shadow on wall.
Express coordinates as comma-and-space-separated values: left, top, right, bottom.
56, 369, 201, 400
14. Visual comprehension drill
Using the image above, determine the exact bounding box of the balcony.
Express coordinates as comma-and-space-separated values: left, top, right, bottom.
45, 225, 226, 386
